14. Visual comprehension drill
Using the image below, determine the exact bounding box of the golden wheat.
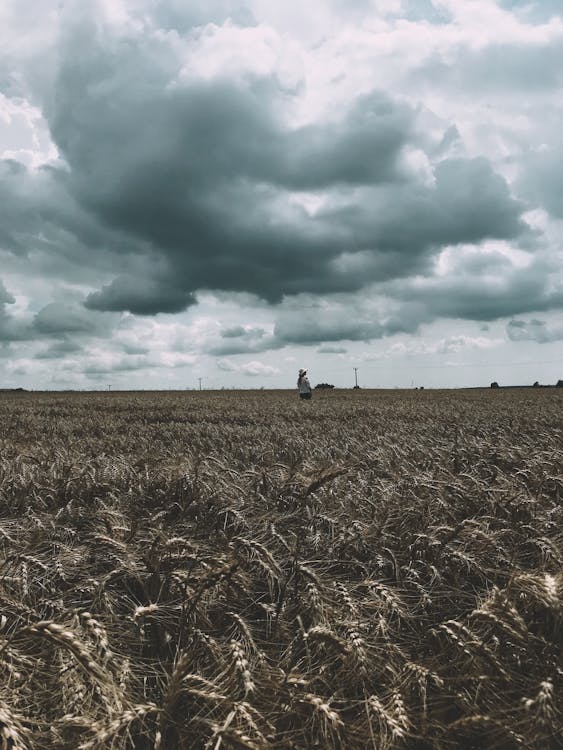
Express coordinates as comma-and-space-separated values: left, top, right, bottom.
0, 387, 560, 748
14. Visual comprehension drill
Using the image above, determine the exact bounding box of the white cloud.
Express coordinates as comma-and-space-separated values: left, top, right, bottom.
380, 334, 501, 358
217, 358, 280, 376
0, 94, 58, 168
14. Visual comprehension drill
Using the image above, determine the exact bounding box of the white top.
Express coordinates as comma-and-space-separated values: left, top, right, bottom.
298, 375, 311, 393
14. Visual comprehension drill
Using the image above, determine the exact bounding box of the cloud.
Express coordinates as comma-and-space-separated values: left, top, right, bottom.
432, 335, 500, 354
0, 278, 28, 341
33, 302, 110, 335
412, 32, 563, 95
34, 338, 83, 359
379, 334, 501, 358
0, 157, 153, 297
82, 357, 150, 375
318, 344, 347, 353
274, 305, 384, 345
153, 0, 257, 31
506, 318, 563, 343
386, 269, 563, 322
216, 358, 279, 376
261, 243, 562, 349
221, 326, 251, 338
517, 145, 563, 218
272, 294, 426, 346
207, 325, 276, 355
12, 10, 524, 313
45, 48, 418, 303
382, 245, 563, 322
0, 0, 562, 389
85, 276, 196, 315
499, 1, 563, 22
0, 279, 15, 306
121, 342, 150, 355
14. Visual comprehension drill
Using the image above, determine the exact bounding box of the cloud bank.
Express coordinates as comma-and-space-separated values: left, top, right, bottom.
0, 0, 562, 387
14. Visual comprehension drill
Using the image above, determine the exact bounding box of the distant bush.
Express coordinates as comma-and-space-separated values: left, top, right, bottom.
315, 383, 335, 390
533, 381, 540, 388
490, 382, 500, 389
557, 379, 563, 388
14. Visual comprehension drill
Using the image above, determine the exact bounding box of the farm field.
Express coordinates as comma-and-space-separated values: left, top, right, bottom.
0, 388, 561, 749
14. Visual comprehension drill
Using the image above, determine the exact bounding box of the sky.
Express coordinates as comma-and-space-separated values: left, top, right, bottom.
1, 0, 563, 390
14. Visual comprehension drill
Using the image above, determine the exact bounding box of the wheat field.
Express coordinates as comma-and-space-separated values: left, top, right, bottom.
0, 388, 561, 749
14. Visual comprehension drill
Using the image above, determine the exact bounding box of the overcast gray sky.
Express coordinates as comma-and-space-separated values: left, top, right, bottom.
1, 0, 562, 389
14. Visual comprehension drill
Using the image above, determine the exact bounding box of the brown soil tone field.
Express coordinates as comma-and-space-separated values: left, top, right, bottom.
0, 389, 561, 749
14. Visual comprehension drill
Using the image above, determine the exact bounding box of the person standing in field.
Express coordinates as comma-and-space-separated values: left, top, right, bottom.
297, 369, 312, 400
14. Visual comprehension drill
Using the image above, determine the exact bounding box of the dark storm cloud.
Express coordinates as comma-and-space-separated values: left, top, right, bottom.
0, 280, 14, 307
0, 1, 552, 358
284, 94, 413, 188
384, 258, 563, 322
274, 313, 384, 345
507, 318, 563, 343
267, 248, 563, 348
0, 160, 29, 255
0, 160, 81, 259
321, 158, 526, 254
0, 278, 27, 342
208, 326, 277, 355
82, 359, 149, 375
27, 14, 527, 314
85, 276, 196, 315
34, 338, 83, 359
0, 271, 120, 349
0, 156, 158, 297
0, 280, 16, 341
33, 302, 110, 336
273, 299, 424, 346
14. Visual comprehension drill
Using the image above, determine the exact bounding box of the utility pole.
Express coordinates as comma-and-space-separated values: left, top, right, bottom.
198, 378, 202, 391
353, 368, 359, 388
107, 384, 111, 392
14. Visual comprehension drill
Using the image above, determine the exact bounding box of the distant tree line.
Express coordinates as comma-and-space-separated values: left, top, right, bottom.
491, 380, 563, 389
